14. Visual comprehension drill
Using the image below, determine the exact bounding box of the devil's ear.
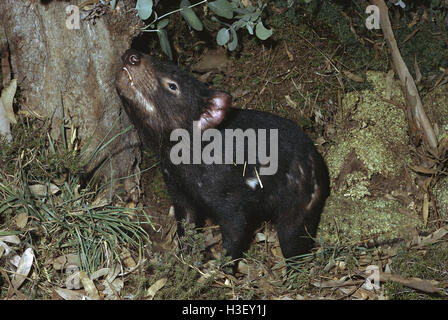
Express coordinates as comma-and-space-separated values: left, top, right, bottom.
199, 91, 232, 131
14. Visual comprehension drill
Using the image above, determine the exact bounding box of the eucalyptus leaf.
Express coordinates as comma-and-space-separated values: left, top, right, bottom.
232, 19, 246, 30
110, 0, 117, 9
249, 11, 261, 22
241, 14, 251, 22
157, 19, 169, 30
209, 0, 234, 19
216, 28, 230, 45
180, 0, 203, 31
135, 0, 153, 20
246, 23, 253, 35
228, 27, 238, 51
255, 21, 272, 40
157, 29, 173, 60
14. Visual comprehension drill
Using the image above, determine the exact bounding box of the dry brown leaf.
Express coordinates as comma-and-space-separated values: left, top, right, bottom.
11, 248, 34, 289
79, 271, 100, 300
409, 165, 439, 175
55, 288, 88, 300
343, 70, 364, 83
121, 247, 136, 268
66, 271, 82, 290
0, 99, 12, 142
285, 95, 298, 109
0, 239, 12, 257
146, 278, 168, 300
414, 55, 422, 83
313, 279, 364, 288
284, 41, 294, 62
380, 272, 440, 293
356, 287, 377, 300
0, 79, 17, 124
52, 253, 79, 270
90, 268, 110, 281
418, 226, 448, 247
0, 234, 20, 244
103, 278, 124, 299
408, 17, 418, 28
237, 261, 249, 274
15, 212, 28, 229
270, 246, 283, 258
29, 183, 60, 197
192, 50, 229, 73
198, 71, 213, 83
422, 193, 429, 227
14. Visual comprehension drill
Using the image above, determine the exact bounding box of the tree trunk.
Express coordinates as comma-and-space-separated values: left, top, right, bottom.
0, 0, 143, 201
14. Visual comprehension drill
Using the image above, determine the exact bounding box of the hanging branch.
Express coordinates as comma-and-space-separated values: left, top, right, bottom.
370, 0, 439, 157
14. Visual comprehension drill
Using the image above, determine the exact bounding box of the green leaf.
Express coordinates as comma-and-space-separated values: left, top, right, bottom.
158, 29, 173, 60
157, 19, 169, 30
216, 28, 230, 45
209, 0, 233, 19
246, 23, 253, 35
255, 21, 272, 41
228, 27, 238, 51
110, 0, 117, 9
135, 0, 153, 20
180, 0, 203, 31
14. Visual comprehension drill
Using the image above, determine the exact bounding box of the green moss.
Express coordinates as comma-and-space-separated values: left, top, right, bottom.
342, 171, 371, 200
383, 281, 421, 300
392, 242, 448, 281
319, 72, 426, 243
318, 195, 421, 243
383, 242, 448, 300
327, 72, 410, 182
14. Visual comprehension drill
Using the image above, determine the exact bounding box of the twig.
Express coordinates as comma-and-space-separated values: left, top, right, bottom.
370, 0, 438, 154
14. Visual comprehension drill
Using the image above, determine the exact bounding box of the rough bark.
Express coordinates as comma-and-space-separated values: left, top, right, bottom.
0, 0, 143, 201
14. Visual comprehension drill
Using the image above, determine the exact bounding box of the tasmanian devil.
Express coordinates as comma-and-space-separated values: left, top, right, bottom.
115, 49, 330, 269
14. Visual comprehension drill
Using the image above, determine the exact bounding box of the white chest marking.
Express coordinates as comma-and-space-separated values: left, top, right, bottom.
245, 177, 259, 190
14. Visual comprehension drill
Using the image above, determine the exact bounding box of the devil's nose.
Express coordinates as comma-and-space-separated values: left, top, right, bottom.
122, 49, 141, 65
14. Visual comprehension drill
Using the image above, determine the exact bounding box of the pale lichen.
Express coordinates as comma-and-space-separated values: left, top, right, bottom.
318, 195, 422, 243
319, 72, 422, 243
326, 71, 410, 182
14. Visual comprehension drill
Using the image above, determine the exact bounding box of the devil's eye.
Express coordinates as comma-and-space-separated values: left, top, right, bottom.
168, 83, 178, 91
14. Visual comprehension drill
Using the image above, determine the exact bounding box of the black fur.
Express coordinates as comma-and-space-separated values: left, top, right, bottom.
115, 49, 330, 268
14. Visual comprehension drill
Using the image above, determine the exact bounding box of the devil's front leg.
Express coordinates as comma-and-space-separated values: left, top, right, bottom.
162, 172, 204, 252
213, 205, 257, 274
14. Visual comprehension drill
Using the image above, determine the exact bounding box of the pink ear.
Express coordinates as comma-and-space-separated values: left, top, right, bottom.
199, 91, 231, 130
